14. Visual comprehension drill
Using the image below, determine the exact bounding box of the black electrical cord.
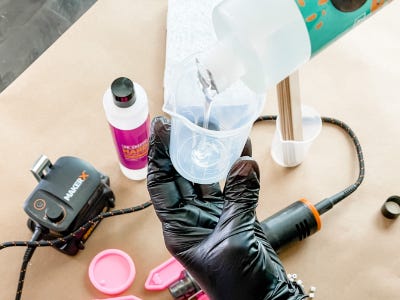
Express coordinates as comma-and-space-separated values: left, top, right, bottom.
315, 117, 365, 214
0, 201, 152, 251
0, 201, 151, 299
255, 115, 365, 215
16, 224, 42, 300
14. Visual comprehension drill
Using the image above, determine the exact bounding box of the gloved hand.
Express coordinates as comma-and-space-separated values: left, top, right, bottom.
147, 116, 306, 300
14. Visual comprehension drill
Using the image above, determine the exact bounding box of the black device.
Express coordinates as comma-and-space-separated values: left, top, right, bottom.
256, 116, 364, 253
23, 155, 115, 255
261, 198, 321, 253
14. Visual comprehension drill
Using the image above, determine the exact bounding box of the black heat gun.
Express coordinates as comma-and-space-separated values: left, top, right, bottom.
257, 116, 364, 253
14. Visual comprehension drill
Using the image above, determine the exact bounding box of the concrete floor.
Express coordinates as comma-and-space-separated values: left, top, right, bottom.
0, 0, 96, 93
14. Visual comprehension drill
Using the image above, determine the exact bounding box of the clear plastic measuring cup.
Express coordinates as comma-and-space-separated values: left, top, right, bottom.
163, 55, 265, 184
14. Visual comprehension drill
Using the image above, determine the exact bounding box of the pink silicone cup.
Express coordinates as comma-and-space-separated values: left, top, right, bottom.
89, 249, 136, 295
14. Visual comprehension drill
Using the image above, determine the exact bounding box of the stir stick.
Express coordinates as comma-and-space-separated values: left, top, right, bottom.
277, 71, 303, 141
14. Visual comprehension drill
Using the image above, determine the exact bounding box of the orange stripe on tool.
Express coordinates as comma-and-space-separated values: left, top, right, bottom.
300, 198, 322, 231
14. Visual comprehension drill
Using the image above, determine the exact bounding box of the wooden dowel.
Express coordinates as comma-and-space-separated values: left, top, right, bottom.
276, 71, 303, 141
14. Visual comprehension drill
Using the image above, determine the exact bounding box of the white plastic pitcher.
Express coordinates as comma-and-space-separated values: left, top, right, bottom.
163, 55, 265, 184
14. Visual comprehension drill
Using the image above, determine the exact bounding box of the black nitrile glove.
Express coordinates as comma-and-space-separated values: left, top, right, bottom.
147, 116, 306, 300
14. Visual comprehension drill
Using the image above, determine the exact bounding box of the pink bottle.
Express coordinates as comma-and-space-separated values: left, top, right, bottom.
103, 77, 150, 180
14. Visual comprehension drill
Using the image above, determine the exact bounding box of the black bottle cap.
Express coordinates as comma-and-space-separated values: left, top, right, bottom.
331, 0, 367, 12
111, 77, 136, 108
381, 196, 400, 219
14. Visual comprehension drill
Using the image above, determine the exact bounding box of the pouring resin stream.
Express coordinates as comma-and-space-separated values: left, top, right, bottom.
163, 55, 264, 184
190, 58, 221, 168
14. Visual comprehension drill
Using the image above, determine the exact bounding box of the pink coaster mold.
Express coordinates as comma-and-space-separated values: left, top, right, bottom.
89, 249, 136, 295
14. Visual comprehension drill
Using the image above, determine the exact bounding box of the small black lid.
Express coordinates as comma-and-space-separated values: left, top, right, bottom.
381, 196, 400, 219
111, 77, 136, 108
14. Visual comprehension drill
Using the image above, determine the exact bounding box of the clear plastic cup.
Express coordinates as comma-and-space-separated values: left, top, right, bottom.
164, 55, 265, 184
271, 105, 321, 167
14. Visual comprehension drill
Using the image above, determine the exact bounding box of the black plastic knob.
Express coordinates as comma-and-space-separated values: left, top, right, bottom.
45, 205, 65, 223
331, 0, 367, 12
